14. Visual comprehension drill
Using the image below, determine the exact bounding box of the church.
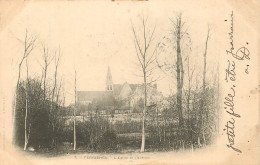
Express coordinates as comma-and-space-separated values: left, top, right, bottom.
77, 67, 163, 114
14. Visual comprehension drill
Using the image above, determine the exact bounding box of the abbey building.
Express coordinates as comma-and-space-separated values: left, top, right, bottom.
77, 67, 163, 115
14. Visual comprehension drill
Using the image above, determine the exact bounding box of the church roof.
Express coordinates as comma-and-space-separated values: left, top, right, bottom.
77, 83, 140, 102
93, 91, 115, 107
113, 83, 139, 95
113, 84, 122, 95
129, 84, 139, 91
77, 91, 106, 102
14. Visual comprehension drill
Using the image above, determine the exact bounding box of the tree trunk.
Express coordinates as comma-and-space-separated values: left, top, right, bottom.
202, 130, 206, 146
24, 90, 28, 150
163, 117, 166, 142
13, 64, 23, 144
156, 106, 159, 140
140, 111, 145, 152
176, 16, 184, 128
24, 58, 30, 150
198, 136, 201, 148
73, 70, 77, 151
140, 71, 147, 152
199, 28, 210, 145
73, 119, 76, 150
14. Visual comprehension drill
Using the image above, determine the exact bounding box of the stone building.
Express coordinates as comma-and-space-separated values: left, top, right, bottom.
77, 67, 163, 114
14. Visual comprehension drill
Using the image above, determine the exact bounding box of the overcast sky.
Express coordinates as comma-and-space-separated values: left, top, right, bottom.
0, 0, 249, 105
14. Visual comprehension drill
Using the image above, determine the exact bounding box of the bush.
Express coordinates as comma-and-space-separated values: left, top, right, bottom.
96, 130, 118, 152
76, 122, 91, 146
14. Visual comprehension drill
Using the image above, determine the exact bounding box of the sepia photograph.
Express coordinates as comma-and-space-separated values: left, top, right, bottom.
0, 0, 259, 165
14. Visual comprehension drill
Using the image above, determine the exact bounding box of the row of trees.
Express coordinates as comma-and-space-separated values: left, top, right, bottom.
132, 14, 219, 152
13, 30, 67, 150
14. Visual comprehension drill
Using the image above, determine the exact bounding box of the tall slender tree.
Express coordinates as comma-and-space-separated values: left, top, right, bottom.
175, 14, 185, 127
156, 14, 193, 149
157, 14, 190, 129
13, 30, 37, 144
41, 45, 53, 106
24, 58, 30, 150
131, 15, 159, 152
186, 54, 195, 143
199, 26, 210, 145
50, 48, 61, 148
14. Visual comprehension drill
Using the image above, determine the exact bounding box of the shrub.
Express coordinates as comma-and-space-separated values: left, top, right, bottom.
96, 130, 118, 152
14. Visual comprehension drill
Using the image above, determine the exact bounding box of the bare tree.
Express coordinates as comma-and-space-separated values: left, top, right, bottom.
24, 58, 31, 150
199, 26, 210, 146
131, 15, 159, 152
175, 14, 185, 127
40, 44, 56, 149
13, 30, 37, 144
203, 27, 210, 93
185, 54, 195, 144
41, 45, 53, 104
50, 48, 61, 148
157, 14, 191, 129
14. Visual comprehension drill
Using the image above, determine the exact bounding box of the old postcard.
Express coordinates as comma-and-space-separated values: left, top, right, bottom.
0, 0, 259, 164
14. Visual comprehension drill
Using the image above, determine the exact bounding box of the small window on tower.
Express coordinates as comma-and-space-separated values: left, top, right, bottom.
107, 86, 109, 90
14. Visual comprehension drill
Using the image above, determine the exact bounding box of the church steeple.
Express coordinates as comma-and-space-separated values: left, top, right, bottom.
106, 66, 113, 91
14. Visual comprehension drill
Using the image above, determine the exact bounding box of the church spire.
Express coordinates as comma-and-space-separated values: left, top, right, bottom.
106, 66, 113, 91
